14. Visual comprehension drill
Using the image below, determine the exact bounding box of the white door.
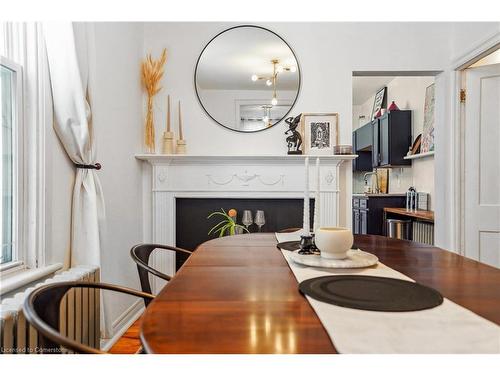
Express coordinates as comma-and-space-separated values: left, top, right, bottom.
464, 63, 500, 268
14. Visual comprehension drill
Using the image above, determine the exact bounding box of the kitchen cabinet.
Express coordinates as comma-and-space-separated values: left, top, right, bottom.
353, 110, 411, 171
352, 124, 374, 172
372, 110, 412, 167
353, 195, 406, 235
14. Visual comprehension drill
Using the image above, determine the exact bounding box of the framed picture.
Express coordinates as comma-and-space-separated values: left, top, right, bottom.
421, 83, 435, 153
301, 113, 339, 155
371, 86, 387, 120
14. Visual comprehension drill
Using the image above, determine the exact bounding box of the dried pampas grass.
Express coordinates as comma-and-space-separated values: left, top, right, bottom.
141, 48, 167, 153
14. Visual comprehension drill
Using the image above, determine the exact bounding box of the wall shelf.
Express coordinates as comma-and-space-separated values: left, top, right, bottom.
403, 151, 435, 160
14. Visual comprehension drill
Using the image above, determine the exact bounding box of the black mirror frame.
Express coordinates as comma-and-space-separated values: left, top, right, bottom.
194, 24, 302, 133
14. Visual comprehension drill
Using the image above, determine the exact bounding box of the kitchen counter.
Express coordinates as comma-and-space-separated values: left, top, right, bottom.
383, 207, 434, 222
352, 193, 407, 197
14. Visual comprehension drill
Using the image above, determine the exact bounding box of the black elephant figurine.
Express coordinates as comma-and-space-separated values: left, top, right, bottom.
285, 114, 303, 154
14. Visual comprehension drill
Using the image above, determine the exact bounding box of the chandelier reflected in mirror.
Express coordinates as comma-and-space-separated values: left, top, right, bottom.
251, 59, 297, 106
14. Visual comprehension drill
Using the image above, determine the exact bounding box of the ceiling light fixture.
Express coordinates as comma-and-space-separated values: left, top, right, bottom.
250, 59, 296, 106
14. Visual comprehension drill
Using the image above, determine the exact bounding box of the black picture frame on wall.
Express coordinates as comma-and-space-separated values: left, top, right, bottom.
371, 86, 387, 120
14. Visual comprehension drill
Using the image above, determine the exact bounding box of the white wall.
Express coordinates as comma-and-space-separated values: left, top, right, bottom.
144, 22, 462, 155
142, 22, 468, 228
87, 22, 145, 335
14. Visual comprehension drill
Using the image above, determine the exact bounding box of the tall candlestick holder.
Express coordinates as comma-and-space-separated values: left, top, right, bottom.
162, 131, 175, 154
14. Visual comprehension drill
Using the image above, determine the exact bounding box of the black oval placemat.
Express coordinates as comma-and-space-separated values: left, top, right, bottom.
299, 275, 443, 312
277, 241, 300, 251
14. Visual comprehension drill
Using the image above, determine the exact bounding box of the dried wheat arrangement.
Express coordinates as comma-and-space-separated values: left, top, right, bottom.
141, 48, 167, 153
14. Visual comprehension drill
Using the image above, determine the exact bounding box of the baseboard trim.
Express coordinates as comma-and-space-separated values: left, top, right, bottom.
101, 299, 144, 351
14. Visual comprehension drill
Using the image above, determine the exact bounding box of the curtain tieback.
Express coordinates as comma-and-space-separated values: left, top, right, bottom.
74, 163, 102, 170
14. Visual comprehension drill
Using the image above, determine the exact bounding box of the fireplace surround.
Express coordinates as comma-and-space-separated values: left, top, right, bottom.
136, 154, 355, 291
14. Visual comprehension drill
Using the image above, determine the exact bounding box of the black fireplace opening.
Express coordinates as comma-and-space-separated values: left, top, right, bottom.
175, 197, 314, 270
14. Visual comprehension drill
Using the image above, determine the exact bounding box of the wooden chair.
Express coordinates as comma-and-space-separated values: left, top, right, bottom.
23, 281, 154, 354
130, 244, 192, 306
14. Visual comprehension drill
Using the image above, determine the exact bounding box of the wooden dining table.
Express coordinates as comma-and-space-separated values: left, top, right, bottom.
140, 233, 500, 354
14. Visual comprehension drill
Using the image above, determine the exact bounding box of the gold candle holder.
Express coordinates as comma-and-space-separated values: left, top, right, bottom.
162, 131, 175, 154
176, 139, 187, 154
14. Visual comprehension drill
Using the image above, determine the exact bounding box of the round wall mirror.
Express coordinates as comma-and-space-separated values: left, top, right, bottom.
195, 25, 301, 132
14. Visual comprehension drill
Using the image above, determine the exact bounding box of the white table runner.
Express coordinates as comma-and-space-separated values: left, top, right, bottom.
276, 232, 500, 354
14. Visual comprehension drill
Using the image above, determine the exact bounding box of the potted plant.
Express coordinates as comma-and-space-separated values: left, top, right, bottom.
207, 208, 249, 237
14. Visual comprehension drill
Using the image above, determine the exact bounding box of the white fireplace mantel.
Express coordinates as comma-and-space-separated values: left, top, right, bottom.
136, 153, 356, 289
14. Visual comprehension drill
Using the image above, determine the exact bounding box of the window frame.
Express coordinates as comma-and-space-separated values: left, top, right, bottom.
0, 55, 25, 273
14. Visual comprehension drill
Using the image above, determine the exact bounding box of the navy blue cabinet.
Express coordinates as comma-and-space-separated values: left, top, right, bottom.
372, 111, 412, 167
353, 110, 412, 171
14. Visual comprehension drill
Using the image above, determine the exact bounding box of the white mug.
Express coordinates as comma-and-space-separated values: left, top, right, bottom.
315, 227, 353, 259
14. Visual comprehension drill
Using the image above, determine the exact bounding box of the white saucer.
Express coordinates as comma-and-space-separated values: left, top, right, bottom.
289, 249, 378, 269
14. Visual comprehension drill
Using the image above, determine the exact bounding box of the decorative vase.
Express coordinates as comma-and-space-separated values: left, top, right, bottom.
388, 101, 400, 111
145, 97, 155, 153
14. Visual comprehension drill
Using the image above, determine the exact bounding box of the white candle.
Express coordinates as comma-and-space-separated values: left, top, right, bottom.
313, 157, 320, 232
303, 157, 310, 234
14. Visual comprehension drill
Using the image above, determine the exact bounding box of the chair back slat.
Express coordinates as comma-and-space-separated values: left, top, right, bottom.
23, 281, 154, 354
130, 244, 192, 306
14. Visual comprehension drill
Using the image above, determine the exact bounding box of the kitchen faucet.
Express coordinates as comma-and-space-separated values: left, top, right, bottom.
363, 171, 380, 194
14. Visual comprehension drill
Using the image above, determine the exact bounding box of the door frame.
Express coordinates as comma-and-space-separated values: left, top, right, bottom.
451, 33, 500, 256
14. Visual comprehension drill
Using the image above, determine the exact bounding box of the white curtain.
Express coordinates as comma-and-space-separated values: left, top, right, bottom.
43, 23, 105, 268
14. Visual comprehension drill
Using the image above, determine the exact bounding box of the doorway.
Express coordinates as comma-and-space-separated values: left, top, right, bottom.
352, 72, 440, 243
459, 46, 500, 268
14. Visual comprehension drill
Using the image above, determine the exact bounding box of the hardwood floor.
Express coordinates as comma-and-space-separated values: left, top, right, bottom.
109, 318, 143, 354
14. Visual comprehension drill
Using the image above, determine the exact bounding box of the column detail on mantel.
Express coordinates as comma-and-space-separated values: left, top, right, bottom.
136, 154, 356, 292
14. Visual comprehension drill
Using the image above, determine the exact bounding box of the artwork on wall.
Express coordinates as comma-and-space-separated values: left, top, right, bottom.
371, 86, 387, 120
301, 113, 339, 155
421, 83, 435, 153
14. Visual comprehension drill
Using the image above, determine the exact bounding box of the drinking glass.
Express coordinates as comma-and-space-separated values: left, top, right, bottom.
254, 210, 266, 232
242, 210, 253, 230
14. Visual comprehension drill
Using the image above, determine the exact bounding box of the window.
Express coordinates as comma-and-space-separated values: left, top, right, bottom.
0, 56, 22, 270
0, 23, 50, 283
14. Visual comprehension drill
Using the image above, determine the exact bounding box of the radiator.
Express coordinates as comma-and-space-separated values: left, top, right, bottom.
412, 221, 434, 245
0, 265, 100, 354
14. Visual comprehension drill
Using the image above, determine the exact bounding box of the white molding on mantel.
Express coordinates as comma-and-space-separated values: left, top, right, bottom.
136, 153, 356, 292
135, 154, 357, 165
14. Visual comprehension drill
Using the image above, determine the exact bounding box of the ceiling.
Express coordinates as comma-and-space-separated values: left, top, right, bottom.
352, 76, 394, 105
196, 27, 300, 91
